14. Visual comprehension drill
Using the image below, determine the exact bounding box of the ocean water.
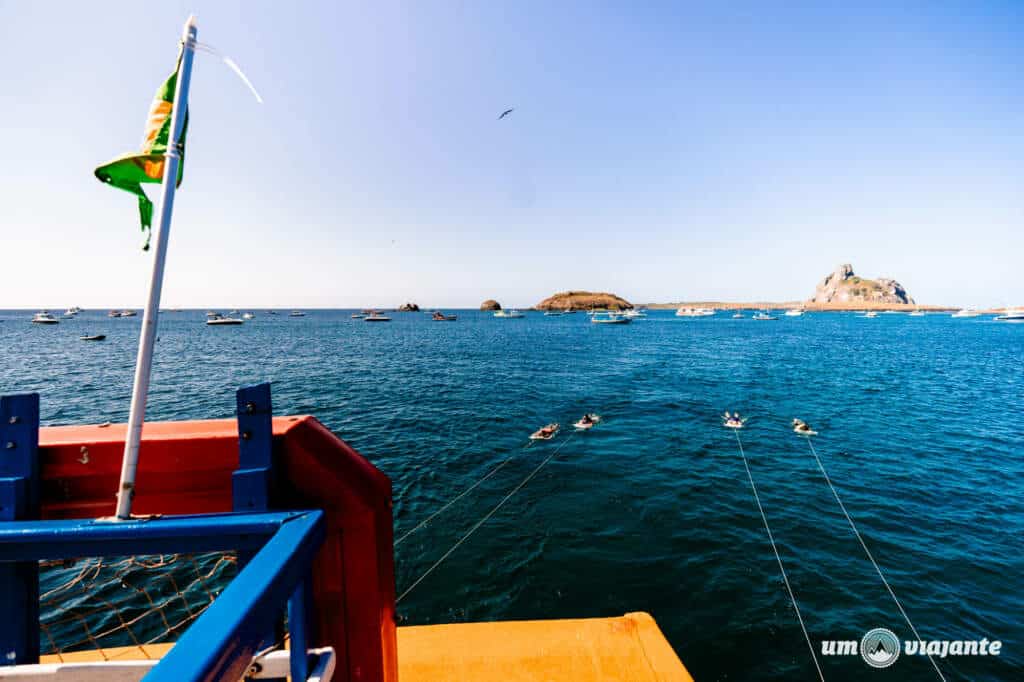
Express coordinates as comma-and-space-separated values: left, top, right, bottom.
2, 308, 1021, 681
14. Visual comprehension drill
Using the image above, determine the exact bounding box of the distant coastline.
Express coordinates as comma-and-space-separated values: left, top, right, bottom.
642, 302, 966, 312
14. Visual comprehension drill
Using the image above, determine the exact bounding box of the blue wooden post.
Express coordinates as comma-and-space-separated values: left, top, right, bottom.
287, 575, 314, 682
231, 384, 285, 678
233, 383, 274, 513
0, 393, 41, 665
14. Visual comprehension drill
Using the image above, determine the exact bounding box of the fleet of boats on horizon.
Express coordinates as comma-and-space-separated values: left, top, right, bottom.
23, 305, 1024, 331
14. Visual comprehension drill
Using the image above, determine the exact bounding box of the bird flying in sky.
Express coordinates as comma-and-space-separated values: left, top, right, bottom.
498, 108, 514, 120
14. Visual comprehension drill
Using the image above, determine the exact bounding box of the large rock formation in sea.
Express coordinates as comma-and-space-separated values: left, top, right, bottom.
535, 291, 633, 311
397, 302, 420, 312
810, 264, 915, 305
480, 299, 501, 311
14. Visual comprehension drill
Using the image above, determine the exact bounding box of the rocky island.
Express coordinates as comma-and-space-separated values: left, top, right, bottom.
397, 302, 420, 312
810, 264, 914, 306
535, 291, 633, 311
480, 299, 502, 311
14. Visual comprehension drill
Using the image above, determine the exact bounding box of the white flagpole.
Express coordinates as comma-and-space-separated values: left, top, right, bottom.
114, 15, 198, 520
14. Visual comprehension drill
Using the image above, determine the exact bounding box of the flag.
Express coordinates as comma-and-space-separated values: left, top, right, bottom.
94, 57, 188, 251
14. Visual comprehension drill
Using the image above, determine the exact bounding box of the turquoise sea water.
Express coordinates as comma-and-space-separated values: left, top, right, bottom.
3, 308, 1022, 681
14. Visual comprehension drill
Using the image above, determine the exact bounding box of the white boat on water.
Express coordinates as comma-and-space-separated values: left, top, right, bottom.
365, 312, 391, 322
675, 307, 715, 317
494, 309, 524, 318
543, 310, 565, 316
206, 314, 243, 325
242, 312, 255, 320
909, 309, 926, 317
995, 309, 1024, 322
622, 309, 646, 319
32, 311, 59, 324
120, 310, 137, 317
952, 309, 980, 318
289, 310, 305, 317
752, 310, 777, 321
591, 312, 631, 325
783, 308, 805, 317
732, 312, 744, 318
862, 311, 879, 318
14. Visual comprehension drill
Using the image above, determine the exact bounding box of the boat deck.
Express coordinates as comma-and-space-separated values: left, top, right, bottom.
399, 613, 692, 681
40, 613, 692, 681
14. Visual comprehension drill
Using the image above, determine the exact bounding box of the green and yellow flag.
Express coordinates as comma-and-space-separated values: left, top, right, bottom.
95, 57, 188, 251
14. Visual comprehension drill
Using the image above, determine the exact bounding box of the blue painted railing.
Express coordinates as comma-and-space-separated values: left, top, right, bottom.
0, 385, 327, 682
0, 509, 325, 682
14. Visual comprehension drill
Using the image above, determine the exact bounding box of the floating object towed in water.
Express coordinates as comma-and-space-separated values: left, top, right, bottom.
530, 423, 560, 440
792, 418, 817, 436
722, 411, 746, 429
573, 414, 602, 430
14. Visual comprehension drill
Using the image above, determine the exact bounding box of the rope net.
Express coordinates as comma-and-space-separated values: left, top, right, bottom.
39, 551, 238, 661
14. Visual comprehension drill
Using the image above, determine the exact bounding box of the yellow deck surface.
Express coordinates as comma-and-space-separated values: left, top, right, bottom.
398, 612, 693, 682
41, 612, 693, 681
40, 642, 172, 663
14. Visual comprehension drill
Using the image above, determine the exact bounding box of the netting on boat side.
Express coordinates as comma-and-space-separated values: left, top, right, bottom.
38, 551, 238, 661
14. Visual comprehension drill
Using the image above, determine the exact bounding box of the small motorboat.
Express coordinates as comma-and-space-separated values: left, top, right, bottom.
951, 309, 979, 318
267, 310, 279, 315
242, 312, 255, 320
752, 311, 777, 321
621, 309, 646, 319
31, 312, 59, 324
783, 308, 805, 317
676, 307, 715, 317
995, 309, 1024, 322
80, 334, 106, 341
206, 314, 243, 325
120, 310, 137, 317
109, 310, 124, 318
861, 311, 878, 318
289, 310, 306, 317
432, 311, 457, 321
732, 312, 744, 318
591, 312, 631, 324
573, 414, 602, 430
543, 310, 565, 316
908, 309, 925, 317
63, 308, 78, 318
365, 312, 391, 322
494, 309, 525, 318
530, 423, 560, 441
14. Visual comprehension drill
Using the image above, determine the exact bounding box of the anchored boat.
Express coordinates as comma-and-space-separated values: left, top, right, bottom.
206, 314, 244, 325
675, 307, 715, 317
995, 308, 1024, 322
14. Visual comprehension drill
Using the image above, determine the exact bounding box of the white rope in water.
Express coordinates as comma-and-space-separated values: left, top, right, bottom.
734, 430, 826, 682
802, 436, 946, 681
395, 441, 535, 546
396, 431, 578, 604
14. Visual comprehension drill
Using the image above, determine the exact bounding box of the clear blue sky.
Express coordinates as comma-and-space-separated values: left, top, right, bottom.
1, 1, 1021, 308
